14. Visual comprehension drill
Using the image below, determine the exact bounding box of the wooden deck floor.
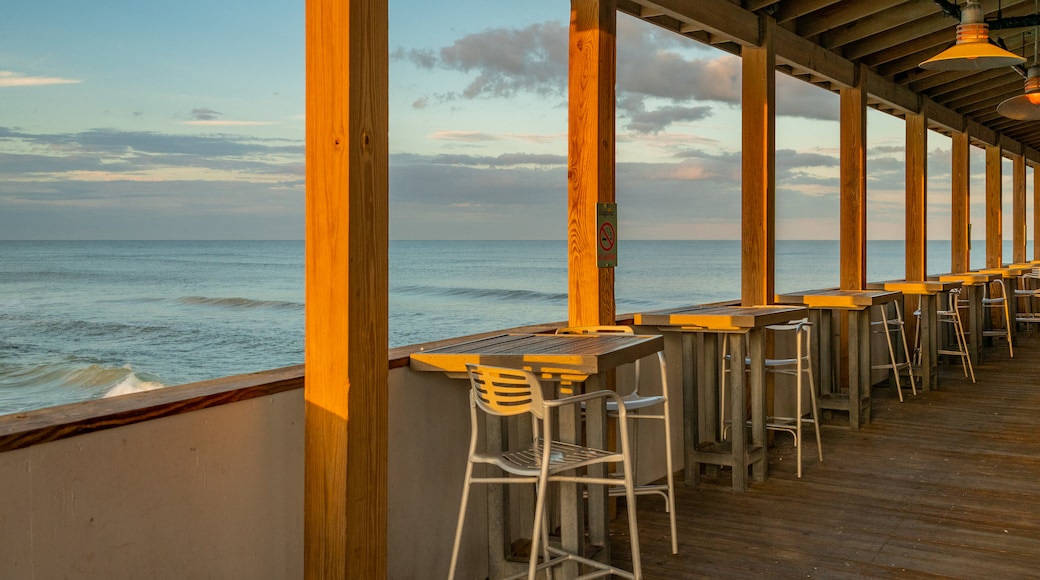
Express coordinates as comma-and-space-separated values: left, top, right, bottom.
610, 333, 1040, 578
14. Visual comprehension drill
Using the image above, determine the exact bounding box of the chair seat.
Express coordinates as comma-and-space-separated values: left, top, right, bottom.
606, 393, 665, 412
472, 437, 623, 476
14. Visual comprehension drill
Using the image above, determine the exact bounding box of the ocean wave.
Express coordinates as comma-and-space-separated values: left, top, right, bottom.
0, 361, 165, 399
103, 372, 164, 398
392, 285, 568, 303
176, 296, 303, 310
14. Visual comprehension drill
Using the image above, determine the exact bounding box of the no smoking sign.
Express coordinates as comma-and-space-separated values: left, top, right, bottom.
597, 202, 617, 268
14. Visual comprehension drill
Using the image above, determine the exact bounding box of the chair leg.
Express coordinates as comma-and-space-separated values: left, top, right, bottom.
895, 301, 917, 396
661, 399, 678, 555
879, 304, 904, 402
528, 474, 551, 580
807, 356, 823, 463
956, 315, 976, 383
447, 463, 475, 580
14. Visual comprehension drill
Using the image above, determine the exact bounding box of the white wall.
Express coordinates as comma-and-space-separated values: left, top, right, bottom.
0, 392, 304, 580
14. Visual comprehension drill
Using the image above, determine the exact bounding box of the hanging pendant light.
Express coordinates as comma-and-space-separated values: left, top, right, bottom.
920, 1, 1026, 70
998, 3, 1040, 120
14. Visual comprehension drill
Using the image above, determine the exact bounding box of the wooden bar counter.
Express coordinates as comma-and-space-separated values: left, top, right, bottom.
411, 332, 664, 579
636, 304, 806, 491
775, 289, 900, 429
882, 280, 961, 392
936, 272, 999, 365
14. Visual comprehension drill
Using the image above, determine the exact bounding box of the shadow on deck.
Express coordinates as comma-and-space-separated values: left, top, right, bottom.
611, 332, 1040, 578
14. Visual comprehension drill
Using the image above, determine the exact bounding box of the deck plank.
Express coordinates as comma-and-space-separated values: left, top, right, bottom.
611, 334, 1040, 577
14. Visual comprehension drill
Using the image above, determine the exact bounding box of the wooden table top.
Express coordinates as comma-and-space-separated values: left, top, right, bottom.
775, 288, 900, 309
978, 266, 1031, 277
883, 280, 961, 295
408, 332, 664, 377
635, 304, 806, 331
937, 272, 999, 285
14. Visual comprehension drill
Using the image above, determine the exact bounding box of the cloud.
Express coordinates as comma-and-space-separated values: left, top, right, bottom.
0, 71, 81, 88
396, 21, 568, 100
0, 126, 305, 239
182, 120, 275, 126
430, 130, 501, 142
396, 14, 838, 135
190, 108, 223, 121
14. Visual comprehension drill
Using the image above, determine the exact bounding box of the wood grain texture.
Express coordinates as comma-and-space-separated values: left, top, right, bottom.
304, 0, 388, 576
741, 16, 776, 306
986, 144, 1003, 268
611, 336, 1040, 578
1035, 167, 1040, 261
905, 111, 927, 281
839, 65, 867, 290
951, 132, 970, 273
1013, 155, 1026, 264
568, 0, 616, 327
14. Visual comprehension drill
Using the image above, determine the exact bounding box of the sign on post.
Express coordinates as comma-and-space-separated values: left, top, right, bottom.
597, 202, 617, 268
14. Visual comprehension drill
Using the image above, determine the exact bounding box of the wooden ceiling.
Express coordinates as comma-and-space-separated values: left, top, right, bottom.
618, 0, 1040, 161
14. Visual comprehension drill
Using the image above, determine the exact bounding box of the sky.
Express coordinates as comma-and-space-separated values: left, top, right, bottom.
0, 0, 1030, 241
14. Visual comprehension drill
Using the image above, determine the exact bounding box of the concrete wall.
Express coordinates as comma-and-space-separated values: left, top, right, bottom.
0, 392, 304, 580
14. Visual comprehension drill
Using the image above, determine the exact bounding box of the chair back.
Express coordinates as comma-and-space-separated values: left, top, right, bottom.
466, 364, 546, 419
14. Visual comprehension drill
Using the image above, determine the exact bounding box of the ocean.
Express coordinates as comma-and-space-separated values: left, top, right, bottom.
0, 239, 1023, 415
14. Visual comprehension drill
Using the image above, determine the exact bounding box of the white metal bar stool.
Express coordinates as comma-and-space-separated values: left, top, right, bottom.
982, 278, 1014, 357
448, 363, 642, 580
721, 319, 822, 478
915, 288, 975, 383
870, 300, 917, 402
555, 325, 678, 555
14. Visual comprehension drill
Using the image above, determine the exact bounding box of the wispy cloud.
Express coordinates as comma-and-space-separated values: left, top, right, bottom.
430, 130, 501, 142
395, 14, 838, 134
0, 70, 81, 88
181, 108, 272, 126
182, 120, 275, 126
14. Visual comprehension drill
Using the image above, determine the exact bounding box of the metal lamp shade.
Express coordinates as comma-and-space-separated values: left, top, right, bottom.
997, 68, 1040, 120
920, 23, 1026, 70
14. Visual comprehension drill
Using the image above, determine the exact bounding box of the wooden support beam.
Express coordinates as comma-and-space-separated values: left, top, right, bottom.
840, 65, 867, 290
967, 121, 998, 148
774, 25, 855, 88
951, 132, 971, 273
1001, 135, 1025, 158
986, 144, 1003, 268
639, 0, 759, 46
304, 0, 388, 577
741, 16, 775, 306
1035, 166, 1040, 261
568, 0, 616, 326
922, 98, 964, 134
865, 69, 919, 116
906, 111, 927, 281
1013, 155, 1027, 264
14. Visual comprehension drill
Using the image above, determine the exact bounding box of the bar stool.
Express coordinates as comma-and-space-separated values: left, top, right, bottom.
721, 319, 822, 478
448, 363, 642, 580
1014, 269, 1040, 326
555, 325, 677, 555
870, 300, 917, 402
982, 278, 1013, 357
915, 288, 975, 383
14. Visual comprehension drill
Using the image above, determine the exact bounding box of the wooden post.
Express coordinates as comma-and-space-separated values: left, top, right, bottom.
741, 16, 776, 306
951, 132, 970, 273
1013, 155, 1026, 264
986, 144, 1003, 268
839, 65, 867, 290
1035, 165, 1040, 261
304, 0, 388, 577
568, 0, 616, 326
905, 111, 927, 282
